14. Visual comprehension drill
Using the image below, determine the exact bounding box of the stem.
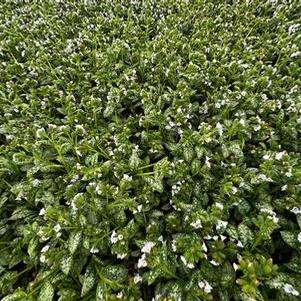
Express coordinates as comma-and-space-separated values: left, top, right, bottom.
2, 179, 12, 188
95, 266, 123, 289
13, 266, 33, 279
162, 266, 180, 280
137, 163, 156, 170
62, 226, 81, 230
27, 270, 58, 296
136, 172, 155, 176
251, 234, 262, 250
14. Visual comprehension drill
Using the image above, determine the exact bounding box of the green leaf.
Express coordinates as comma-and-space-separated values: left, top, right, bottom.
285, 255, 301, 273
280, 231, 299, 249
146, 268, 163, 285
60, 254, 73, 275
57, 288, 77, 301
68, 231, 82, 255
191, 159, 201, 175
28, 238, 38, 258
96, 283, 109, 301
38, 282, 54, 301
103, 265, 127, 283
183, 147, 195, 163
1, 291, 28, 301
238, 223, 254, 246
129, 153, 141, 171
81, 265, 97, 297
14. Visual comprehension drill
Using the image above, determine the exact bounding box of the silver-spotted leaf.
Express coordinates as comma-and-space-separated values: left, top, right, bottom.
38, 282, 54, 301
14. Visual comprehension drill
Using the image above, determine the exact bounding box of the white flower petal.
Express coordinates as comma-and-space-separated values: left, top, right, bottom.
283, 283, 299, 296
141, 242, 155, 253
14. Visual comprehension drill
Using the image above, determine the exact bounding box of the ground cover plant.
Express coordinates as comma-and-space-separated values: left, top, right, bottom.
0, 0, 301, 300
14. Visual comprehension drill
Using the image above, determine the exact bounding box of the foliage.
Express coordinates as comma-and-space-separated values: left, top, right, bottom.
0, 0, 301, 300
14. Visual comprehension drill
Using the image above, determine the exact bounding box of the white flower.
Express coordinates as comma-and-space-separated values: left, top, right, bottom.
275, 151, 286, 160
186, 262, 194, 269
283, 283, 299, 296
263, 154, 271, 160
40, 254, 46, 263
117, 253, 127, 259
260, 207, 275, 215
75, 124, 86, 133
204, 281, 213, 293
171, 240, 177, 252
118, 234, 124, 240
253, 125, 261, 131
177, 128, 183, 135
216, 122, 223, 136
291, 51, 301, 58
202, 242, 208, 252
65, 44, 73, 53
134, 273, 142, 283
210, 260, 219, 266
290, 207, 301, 214
32, 179, 41, 187
233, 263, 239, 271
158, 235, 164, 242
216, 220, 228, 231
117, 292, 123, 299
237, 240, 244, 248
190, 219, 203, 229
297, 232, 301, 243
205, 156, 211, 168
141, 242, 155, 253
198, 280, 213, 293
258, 174, 273, 182
281, 184, 288, 191
123, 174, 133, 181
71, 193, 83, 208
54, 224, 61, 233
110, 231, 118, 244
39, 208, 46, 216
48, 123, 57, 129
41, 245, 50, 253
180, 256, 194, 269
36, 128, 45, 138
134, 204, 143, 214
138, 254, 147, 268
261, 94, 268, 101
297, 118, 301, 124
267, 215, 279, 224
6, 134, 15, 141
220, 235, 227, 241
288, 24, 300, 35
215, 202, 224, 210
90, 247, 99, 254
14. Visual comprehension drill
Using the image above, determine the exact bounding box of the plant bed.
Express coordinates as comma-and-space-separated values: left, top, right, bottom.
0, 1, 301, 300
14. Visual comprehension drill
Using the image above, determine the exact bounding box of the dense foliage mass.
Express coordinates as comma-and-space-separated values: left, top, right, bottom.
0, 0, 301, 300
